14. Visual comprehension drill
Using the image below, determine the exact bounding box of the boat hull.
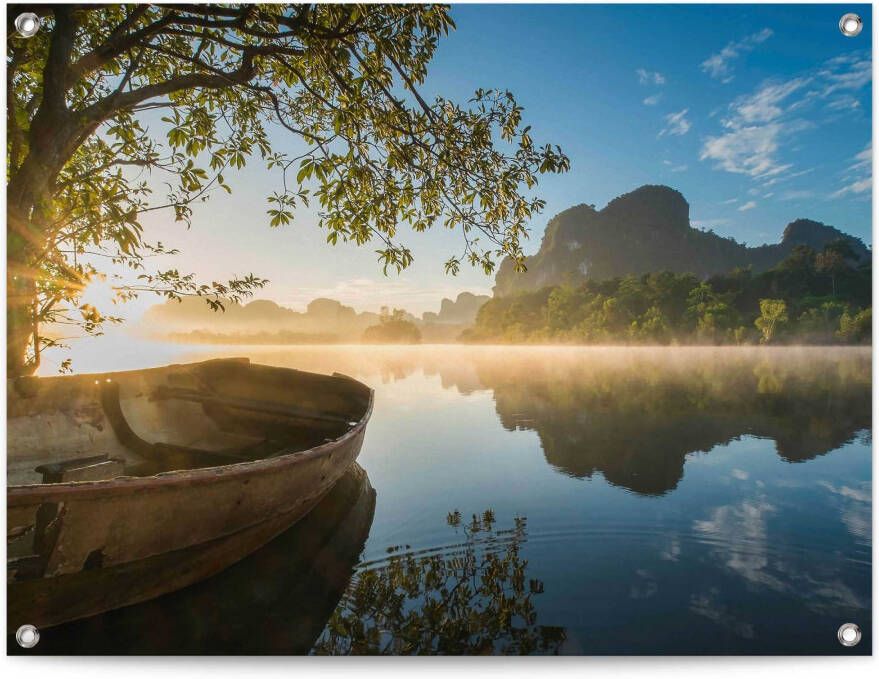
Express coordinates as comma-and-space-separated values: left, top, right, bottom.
7, 359, 374, 629
9, 463, 376, 653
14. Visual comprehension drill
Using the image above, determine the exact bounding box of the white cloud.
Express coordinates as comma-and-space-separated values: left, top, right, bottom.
700, 52, 870, 188
826, 95, 861, 112
836, 178, 872, 197
851, 143, 872, 171
701, 28, 773, 83
659, 109, 691, 137
701, 123, 791, 178
833, 142, 872, 198
779, 189, 813, 201
818, 53, 872, 98
732, 78, 809, 124
636, 68, 666, 86
738, 201, 757, 212
643, 93, 662, 106
662, 160, 687, 172
699, 77, 810, 179
722, 198, 739, 204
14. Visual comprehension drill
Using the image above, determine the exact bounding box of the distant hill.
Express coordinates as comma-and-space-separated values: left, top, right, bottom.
422, 292, 491, 325
141, 292, 489, 344
142, 297, 382, 341
493, 185, 870, 296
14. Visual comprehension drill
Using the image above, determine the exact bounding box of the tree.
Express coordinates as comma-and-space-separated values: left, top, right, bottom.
754, 298, 788, 344
837, 308, 871, 344
815, 239, 857, 297
686, 282, 737, 342
6, 4, 569, 375
361, 307, 421, 344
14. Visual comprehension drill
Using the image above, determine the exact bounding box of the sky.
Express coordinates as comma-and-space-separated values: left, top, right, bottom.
124, 3, 873, 320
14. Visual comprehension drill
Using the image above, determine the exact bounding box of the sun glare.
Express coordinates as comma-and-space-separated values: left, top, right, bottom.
79, 277, 118, 310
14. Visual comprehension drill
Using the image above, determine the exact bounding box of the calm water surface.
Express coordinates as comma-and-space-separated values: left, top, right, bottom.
21, 344, 872, 654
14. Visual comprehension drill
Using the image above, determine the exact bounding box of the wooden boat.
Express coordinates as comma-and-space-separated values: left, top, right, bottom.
9, 463, 376, 654
7, 358, 374, 630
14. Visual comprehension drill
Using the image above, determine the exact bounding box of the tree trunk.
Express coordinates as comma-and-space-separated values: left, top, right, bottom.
7, 193, 39, 377
6, 173, 51, 378
6, 273, 37, 378
6, 7, 89, 377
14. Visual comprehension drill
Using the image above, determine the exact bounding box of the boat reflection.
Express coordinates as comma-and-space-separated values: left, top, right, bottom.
10, 464, 376, 654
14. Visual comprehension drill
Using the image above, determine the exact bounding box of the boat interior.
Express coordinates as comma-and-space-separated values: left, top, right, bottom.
7, 359, 372, 486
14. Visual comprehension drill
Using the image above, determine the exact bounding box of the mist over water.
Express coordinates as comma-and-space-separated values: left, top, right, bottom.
31, 342, 872, 654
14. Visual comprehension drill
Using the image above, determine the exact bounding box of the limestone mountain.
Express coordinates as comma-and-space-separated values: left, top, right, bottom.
142, 297, 381, 339
422, 292, 491, 325
493, 185, 870, 296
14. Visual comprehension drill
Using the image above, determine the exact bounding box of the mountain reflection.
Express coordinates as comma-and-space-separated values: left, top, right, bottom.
211, 346, 870, 496
479, 348, 871, 494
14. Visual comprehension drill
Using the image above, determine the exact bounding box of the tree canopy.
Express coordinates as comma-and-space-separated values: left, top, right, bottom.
464, 240, 871, 345
6, 3, 569, 375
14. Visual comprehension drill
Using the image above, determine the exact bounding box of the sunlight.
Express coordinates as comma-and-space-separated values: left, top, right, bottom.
78, 276, 118, 311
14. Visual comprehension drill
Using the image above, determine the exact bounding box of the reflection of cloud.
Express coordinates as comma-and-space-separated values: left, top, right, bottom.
730, 468, 749, 480
819, 481, 871, 503
629, 569, 658, 600
690, 588, 755, 639
819, 480, 872, 544
694, 498, 784, 590
695, 494, 869, 615
660, 535, 681, 562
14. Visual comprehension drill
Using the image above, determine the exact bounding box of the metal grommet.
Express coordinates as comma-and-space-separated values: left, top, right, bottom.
837, 622, 861, 647
839, 13, 863, 37
15, 624, 40, 649
14, 12, 41, 38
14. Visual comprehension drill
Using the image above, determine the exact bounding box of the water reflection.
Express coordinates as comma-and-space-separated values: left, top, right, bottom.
315, 511, 565, 655
12, 464, 376, 654
479, 349, 871, 494
26, 345, 872, 654
171, 346, 870, 496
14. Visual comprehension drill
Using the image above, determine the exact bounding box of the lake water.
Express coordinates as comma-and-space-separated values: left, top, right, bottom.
18, 344, 872, 654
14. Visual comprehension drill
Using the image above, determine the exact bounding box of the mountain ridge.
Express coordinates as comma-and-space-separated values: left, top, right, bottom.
494, 185, 870, 296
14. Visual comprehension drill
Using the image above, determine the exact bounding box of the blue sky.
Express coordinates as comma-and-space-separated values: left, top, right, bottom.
134, 3, 872, 318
